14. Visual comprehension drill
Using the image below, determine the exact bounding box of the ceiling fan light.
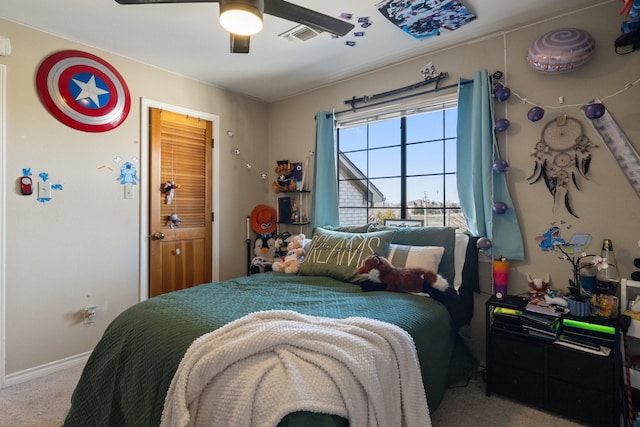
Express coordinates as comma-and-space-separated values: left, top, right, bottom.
219, 0, 263, 36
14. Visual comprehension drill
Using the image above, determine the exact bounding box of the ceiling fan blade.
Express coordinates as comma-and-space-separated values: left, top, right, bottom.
114, 0, 354, 38
114, 0, 217, 4
230, 34, 251, 53
264, 0, 354, 36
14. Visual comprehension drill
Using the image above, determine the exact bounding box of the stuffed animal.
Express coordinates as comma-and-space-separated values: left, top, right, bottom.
272, 160, 297, 193
274, 231, 291, 257
526, 273, 551, 298
357, 254, 468, 330
272, 234, 306, 274
250, 204, 277, 235
254, 235, 277, 259
356, 254, 448, 293
250, 256, 273, 275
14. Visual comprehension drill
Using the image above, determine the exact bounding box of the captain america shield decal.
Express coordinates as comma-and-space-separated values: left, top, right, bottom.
36, 50, 131, 132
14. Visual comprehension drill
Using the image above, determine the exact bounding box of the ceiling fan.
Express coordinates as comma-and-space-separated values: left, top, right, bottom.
114, 0, 355, 53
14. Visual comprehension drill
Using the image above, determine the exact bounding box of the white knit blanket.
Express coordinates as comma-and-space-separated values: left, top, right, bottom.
160, 310, 431, 427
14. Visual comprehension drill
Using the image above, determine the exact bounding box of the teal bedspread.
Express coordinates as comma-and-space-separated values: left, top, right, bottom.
64, 273, 478, 426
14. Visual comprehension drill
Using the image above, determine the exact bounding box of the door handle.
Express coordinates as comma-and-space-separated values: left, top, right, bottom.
153, 232, 165, 240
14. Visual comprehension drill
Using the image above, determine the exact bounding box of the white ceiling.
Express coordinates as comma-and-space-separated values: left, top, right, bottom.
0, 0, 606, 102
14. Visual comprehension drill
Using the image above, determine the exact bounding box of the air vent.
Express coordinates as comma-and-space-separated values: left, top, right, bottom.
278, 25, 320, 43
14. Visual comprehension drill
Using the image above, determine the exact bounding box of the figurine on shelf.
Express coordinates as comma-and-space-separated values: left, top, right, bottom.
526, 273, 551, 298
291, 203, 300, 223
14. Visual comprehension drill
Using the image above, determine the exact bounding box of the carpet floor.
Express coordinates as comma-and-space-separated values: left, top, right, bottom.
0, 364, 588, 426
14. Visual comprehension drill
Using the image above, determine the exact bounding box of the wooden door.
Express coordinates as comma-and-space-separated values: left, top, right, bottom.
149, 108, 212, 297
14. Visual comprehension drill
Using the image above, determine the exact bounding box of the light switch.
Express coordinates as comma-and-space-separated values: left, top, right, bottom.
124, 184, 134, 199
38, 181, 51, 199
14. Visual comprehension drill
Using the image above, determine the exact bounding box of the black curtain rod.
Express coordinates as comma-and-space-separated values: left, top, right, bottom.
326, 78, 473, 119
345, 72, 449, 109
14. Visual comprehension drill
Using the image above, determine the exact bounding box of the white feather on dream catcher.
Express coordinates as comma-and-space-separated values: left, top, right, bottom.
527, 115, 594, 218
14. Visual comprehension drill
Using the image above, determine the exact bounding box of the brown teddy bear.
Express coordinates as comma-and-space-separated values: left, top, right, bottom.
272, 234, 306, 274
272, 160, 297, 193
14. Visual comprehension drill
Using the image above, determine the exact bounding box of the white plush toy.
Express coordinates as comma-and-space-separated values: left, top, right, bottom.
272, 234, 306, 274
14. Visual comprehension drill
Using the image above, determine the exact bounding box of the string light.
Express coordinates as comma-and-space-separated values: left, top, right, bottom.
233, 148, 269, 180
507, 76, 640, 111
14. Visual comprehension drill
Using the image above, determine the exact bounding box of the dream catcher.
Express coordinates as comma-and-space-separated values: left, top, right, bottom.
527, 115, 594, 218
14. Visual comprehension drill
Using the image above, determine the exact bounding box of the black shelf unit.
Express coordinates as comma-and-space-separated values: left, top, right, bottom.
276, 190, 310, 234
485, 295, 621, 426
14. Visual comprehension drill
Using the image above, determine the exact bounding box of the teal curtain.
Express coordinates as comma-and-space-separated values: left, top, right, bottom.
457, 70, 524, 260
310, 111, 339, 231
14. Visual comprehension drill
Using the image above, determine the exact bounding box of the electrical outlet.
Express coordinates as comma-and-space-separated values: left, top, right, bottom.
84, 306, 96, 324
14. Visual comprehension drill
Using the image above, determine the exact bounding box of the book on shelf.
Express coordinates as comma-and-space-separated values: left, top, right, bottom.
524, 297, 568, 317
278, 197, 292, 223
521, 311, 559, 341
492, 306, 522, 322
522, 314, 558, 332
494, 295, 528, 309
561, 329, 614, 350
490, 306, 528, 336
521, 310, 558, 324
558, 318, 615, 349
492, 324, 530, 338
493, 317, 522, 329
554, 334, 612, 356
561, 317, 616, 336
524, 327, 557, 341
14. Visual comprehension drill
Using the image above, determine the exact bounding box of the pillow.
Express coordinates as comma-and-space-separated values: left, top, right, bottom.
299, 227, 396, 283
320, 224, 371, 233
387, 244, 445, 273
368, 225, 456, 285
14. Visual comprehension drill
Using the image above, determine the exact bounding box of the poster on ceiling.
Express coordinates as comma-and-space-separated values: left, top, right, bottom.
376, 0, 476, 39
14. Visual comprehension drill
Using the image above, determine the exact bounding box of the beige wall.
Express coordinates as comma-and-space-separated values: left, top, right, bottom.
268, 2, 640, 360
2, 1, 639, 377
0, 18, 269, 376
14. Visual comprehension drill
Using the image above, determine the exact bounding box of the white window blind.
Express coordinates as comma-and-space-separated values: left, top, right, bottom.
336, 91, 459, 129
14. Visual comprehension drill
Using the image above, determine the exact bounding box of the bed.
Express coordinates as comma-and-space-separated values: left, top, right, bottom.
63, 225, 480, 426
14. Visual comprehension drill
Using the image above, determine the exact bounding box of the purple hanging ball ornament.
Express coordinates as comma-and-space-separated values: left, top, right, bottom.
495, 118, 510, 132
584, 103, 606, 120
494, 85, 511, 102
476, 237, 492, 250
527, 106, 545, 122
492, 201, 509, 215
492, 159, 509, 173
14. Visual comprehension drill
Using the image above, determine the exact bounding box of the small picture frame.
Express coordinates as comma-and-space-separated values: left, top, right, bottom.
383, 219, 424, 227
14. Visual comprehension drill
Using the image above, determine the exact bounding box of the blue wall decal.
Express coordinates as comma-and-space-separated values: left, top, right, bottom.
117, 161, 139, 185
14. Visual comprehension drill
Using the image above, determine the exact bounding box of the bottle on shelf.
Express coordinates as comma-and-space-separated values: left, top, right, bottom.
596, 238, 620, 295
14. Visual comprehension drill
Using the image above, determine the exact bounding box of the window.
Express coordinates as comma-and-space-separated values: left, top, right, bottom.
337, 99, 467, 231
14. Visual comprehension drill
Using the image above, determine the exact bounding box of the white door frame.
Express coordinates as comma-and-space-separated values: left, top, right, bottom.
0, 65, 6, 387
139, 99, 220, 301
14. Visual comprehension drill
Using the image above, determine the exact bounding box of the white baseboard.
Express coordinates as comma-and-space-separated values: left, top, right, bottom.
2, 351, 90, 388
